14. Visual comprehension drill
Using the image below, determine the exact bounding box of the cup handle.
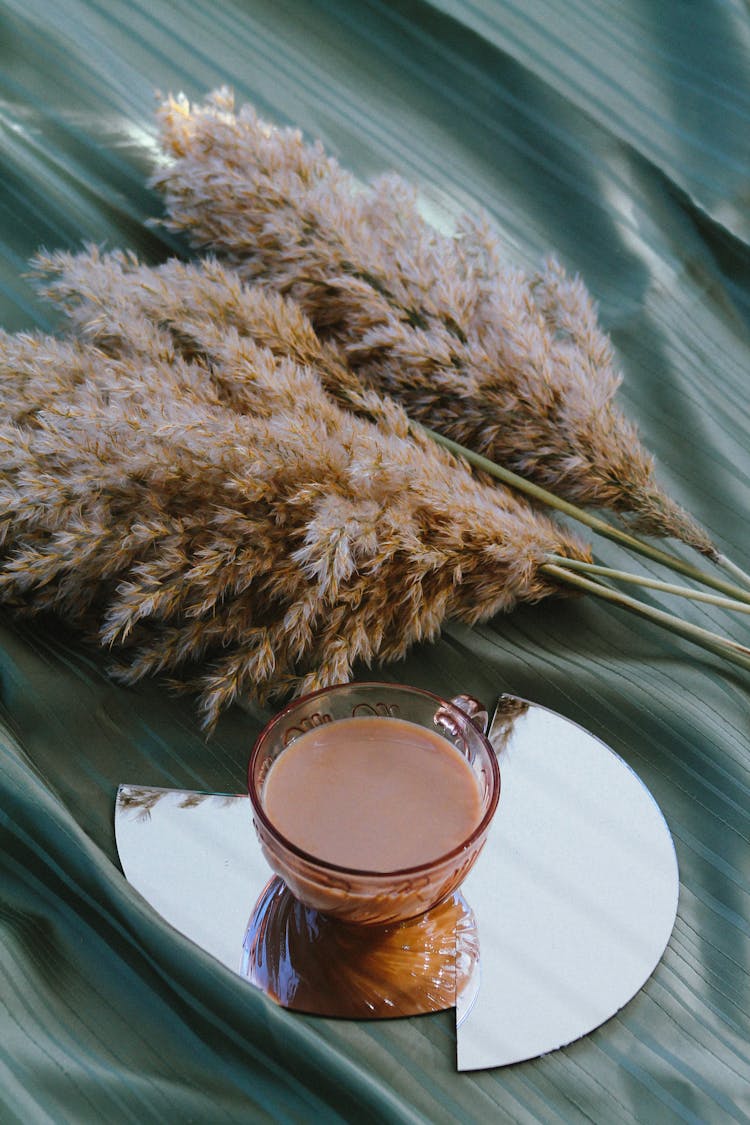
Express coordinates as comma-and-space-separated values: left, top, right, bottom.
448, 695, 490, 736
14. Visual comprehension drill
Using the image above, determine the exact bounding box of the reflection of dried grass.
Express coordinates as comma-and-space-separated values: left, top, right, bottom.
117, 786, 239, 819
0, 301, 589, 727
117, 785, 170, 820
152, 88, 715, 557
488, 695, 530, 755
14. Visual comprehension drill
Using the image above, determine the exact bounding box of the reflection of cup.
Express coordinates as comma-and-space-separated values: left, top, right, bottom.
247, 682, 500, 925
241, 877, 479, 1019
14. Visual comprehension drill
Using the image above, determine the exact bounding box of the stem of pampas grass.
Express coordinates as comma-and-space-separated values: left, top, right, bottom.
544, 555, 750, 614
151, 88, 739, 581
543, 564, 750, 674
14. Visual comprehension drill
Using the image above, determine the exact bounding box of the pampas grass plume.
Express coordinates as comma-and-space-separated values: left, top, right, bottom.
151, 87, 715, 559
0, 294, 590, 727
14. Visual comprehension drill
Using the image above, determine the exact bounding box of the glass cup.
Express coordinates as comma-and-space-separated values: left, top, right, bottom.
248, 682, 500, 925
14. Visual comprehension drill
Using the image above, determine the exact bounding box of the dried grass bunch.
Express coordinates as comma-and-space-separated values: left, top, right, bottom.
152, 87, 715, 561
29, 246, 750, 669
0, 284, 590, 726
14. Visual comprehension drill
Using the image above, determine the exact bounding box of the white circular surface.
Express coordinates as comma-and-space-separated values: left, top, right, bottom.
456, 698, 679, 1069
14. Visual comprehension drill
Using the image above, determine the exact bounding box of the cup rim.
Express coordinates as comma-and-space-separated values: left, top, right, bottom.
248, 681, 501, 879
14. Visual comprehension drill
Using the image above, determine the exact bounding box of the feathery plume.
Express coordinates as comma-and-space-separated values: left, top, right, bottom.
0, 319, 590, 727
32, 247, 377, 421
35, 247, 750, 611
151, 88, 716, 559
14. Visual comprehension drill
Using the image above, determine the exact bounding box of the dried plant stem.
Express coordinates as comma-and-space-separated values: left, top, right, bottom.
546, 555, 750, 614
423, 426, 750, 608
542, 563, 750, 674
715, 554, 750, 592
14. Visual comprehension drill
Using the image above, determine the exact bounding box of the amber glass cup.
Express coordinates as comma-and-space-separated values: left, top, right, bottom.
248, 682, 500, 925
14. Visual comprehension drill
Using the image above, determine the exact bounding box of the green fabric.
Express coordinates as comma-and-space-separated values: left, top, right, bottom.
1, 1, 749, 1120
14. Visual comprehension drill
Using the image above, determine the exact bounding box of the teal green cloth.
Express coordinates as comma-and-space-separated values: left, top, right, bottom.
1, 1, 749, 1120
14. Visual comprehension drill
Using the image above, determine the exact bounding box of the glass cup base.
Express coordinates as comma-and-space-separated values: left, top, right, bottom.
241, 876, 479, 1019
